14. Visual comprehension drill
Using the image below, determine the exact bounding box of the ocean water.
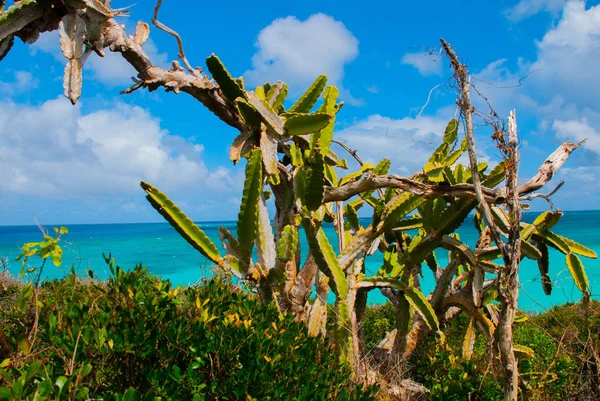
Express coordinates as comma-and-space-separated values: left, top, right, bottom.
1, 211, 599, 313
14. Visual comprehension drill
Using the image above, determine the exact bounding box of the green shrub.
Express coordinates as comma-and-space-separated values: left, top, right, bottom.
0, 258, 376, 400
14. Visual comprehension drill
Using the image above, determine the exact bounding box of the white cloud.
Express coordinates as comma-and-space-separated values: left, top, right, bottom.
504, 0, 569, 21
401, 52, 443, 76
0, 97, 237, 198
337, 113, 485, 175
553, 118, 600, 153
0, 70, 39, 95
244, 13, 359, 100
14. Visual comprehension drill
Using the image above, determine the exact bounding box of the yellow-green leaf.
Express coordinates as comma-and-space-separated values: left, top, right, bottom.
141, 182, 221, 262
566, 252, 589, 294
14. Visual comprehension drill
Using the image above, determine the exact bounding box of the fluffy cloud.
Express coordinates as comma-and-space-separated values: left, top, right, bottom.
553, 118, 600, 153
401, 52, 443, 76
0, 70, 39, 95
244, 13, 359, 101
336, 113, 492, 176
504, 0, 569, 21
0, 97, 237, 198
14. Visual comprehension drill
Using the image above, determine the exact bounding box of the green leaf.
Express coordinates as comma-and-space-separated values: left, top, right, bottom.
304, 152, 325, 211
246, 91, 285, 138
206, 54, 245, 102
289, 74, 327, 113
554, 233, 597, 259
277, 225, 298, 262
537, 242, 552, 295
514, 344, 535, 358
538, 230, 570, 254
302, 218, 347, 298
445, 149, 463, 166
566, 252, 589, 294
266, 81, 288, 110
381, 194, 426, 231
532, 211, 562, 232
0, 387, 11, 400
237, 149, 263, 262
141, 182, 221, 262
284, 113, 332, 136
235, 99, 262, 128
521, 240, 542, 260
444, 118, 459, 144
50, 245, 63, 266
405, 287, 439, 331
481, 161, 506, 187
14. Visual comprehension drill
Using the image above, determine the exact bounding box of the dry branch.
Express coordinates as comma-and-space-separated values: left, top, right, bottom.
323, 140, 582, 204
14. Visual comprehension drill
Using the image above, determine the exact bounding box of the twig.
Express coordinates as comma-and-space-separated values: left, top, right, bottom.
120, 77, 144, 94
332, 139, 365, 166
519, 180, 564, 208
471, 69, 541, 89
152, 0, 200, 77
416, 83, 445, 119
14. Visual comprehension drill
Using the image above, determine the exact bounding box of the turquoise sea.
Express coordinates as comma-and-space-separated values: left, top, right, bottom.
1, 210, 600, 313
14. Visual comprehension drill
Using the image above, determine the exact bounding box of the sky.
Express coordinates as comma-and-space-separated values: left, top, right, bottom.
1, 0, 600, 225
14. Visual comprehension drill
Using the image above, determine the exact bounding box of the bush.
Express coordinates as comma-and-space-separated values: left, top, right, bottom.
0, 259, 376, 400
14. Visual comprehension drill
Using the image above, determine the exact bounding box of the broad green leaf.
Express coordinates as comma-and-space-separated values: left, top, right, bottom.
206, 54, 245, 101
481, 161, 506, 187
555, 233, 597, 259
373, 158, 391, 175
538, 230, 570, 254
302, 218, 348, 298
405, 287, 439, 331
246, 91, 285, 137
445, 149, 462, 166
289, 74, 327, 113
237, 149, 263, 262
381, 194, 426, 231
566, 252, 589, 294
521, 240, 542, 260
537, 242, 552, 295
392, 216, 423, 231
532, 211, 562, 232
266, 81, 288, 110
235, 99, 262, 128
277, 225, 298, 262
304, 152, 325, 211
141, 182, 221, 262
284, 113, 332, 136
444, 118, 459, 144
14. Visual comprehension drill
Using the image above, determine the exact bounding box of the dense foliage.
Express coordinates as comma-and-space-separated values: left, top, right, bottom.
0, 260, 376, 400
361, 300, 600, 400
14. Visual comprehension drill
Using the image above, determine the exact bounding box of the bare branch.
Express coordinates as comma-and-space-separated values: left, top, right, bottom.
519, 180, 564, 208
323, 140, 581, 204
152, 0, 200, 77
102, 18, 244, 131
332, 139, 365, 166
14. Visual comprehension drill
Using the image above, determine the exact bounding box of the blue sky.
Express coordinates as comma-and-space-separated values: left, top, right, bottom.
1, 0, 599, 225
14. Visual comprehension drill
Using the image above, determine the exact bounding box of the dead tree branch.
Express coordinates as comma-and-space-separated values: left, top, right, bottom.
152, 0, 200, 77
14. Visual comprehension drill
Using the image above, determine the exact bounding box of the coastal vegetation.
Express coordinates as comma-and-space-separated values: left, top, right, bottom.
0, 1, 598, 399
